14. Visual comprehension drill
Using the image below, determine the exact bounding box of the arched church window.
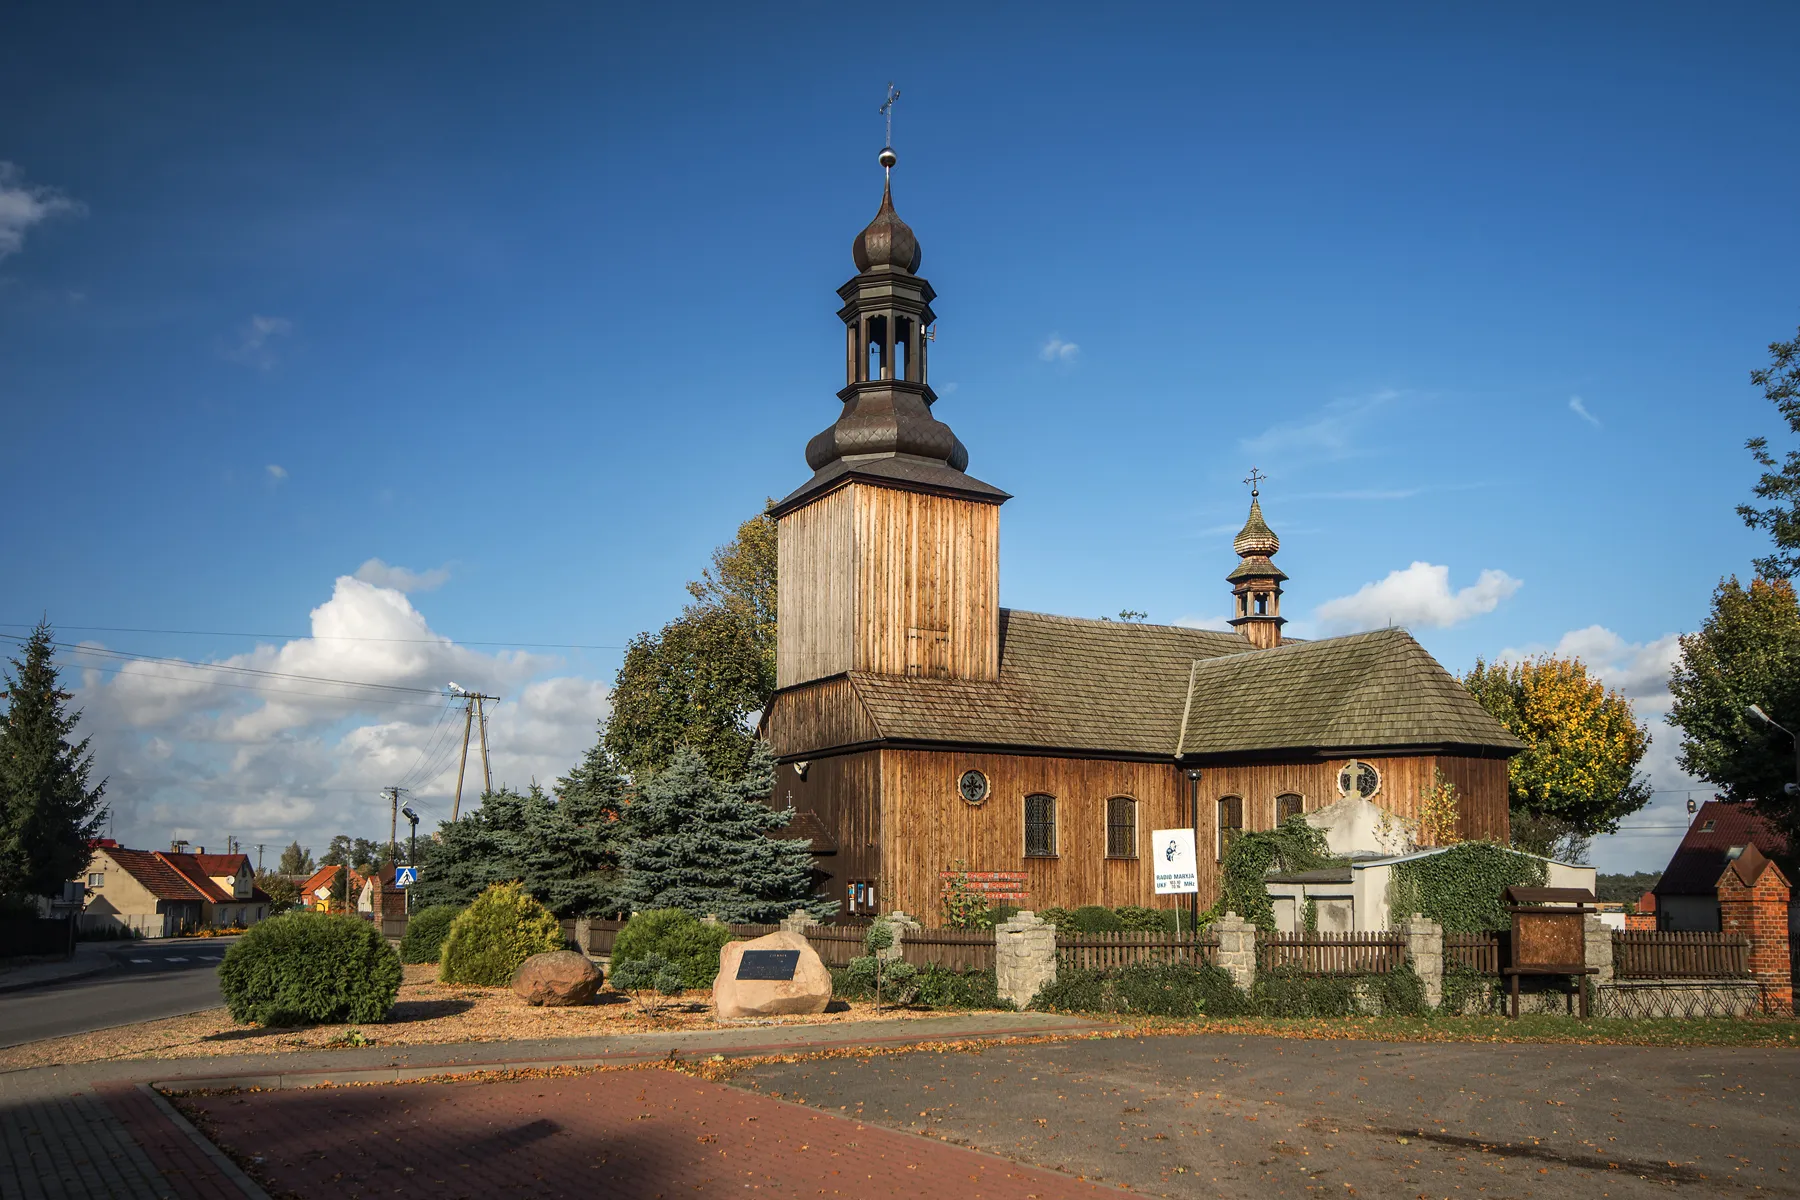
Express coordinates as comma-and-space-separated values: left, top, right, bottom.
1025, 794, 1057, 858
1105, 796, 1137, 859
1276, 793, 1304, 823
1217, 796, 1243, 860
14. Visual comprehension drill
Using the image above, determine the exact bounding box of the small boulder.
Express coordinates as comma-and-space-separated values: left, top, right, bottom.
512, 950, 601, 1007
713, 930, 831, 1019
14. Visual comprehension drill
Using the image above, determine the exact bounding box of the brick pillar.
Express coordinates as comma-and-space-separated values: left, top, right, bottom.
1624, 891, 1656, 932
995, 911, 1057, 1008
1397, 913, 1443, 1009
1718, 848, 1792, 1015
1212, 912, 1258, 995
780, 910, 811, 934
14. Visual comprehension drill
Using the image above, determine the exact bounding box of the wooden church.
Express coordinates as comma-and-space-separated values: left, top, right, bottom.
763, 148, 1521, 921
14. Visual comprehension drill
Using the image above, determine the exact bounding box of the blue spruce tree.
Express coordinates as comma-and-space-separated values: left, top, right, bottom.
620, 743, 835, 922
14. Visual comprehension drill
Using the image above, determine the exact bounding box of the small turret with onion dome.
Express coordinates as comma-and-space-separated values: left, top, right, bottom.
1228, 469, 1287, 649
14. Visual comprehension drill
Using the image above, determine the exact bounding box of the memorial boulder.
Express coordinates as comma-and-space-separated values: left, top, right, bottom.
712, 931, 831, 1019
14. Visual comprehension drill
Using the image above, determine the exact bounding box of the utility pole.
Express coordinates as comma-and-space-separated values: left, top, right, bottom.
447, 686, 499, 820
384, 787, 401, 866
256, 843, 265, 872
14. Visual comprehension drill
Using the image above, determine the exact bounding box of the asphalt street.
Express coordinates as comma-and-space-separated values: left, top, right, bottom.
731, 1032, 1800, 1198
0, 938, 234, 1048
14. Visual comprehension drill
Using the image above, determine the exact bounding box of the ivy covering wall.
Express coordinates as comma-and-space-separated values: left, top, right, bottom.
1209, 816, 1339, 931
1386, 842, 1546, 931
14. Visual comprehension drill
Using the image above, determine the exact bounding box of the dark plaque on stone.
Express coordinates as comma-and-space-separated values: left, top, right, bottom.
736, 949, 801, 981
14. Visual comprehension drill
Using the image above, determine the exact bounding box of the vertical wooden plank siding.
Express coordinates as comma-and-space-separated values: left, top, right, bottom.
764, 678, 880, 759
775, 487, 856, 688
853, 485, 1000, 682
772, 750, 883, 913
1431, 755, 1512, 843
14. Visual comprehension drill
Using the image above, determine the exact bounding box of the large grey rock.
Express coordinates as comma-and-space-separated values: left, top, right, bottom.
512, 950, 601, 1007
712, 931, 831, 1019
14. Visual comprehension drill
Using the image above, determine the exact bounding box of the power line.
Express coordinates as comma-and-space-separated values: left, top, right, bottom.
4, 634, 459, 697
41, 652, 455, 711
0, 621, 623, 650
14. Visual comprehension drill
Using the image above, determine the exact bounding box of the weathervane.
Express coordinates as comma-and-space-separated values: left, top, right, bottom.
1244, 467, 1266, 498
879, 82, 901, 176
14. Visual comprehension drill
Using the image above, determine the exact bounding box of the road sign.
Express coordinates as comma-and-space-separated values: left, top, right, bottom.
394, 866, 418, 888
1151, 828, 1198, 895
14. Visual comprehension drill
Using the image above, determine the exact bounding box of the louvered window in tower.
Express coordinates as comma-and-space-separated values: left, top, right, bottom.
1106, 796, 1137, 859
1025, 794, 1057, 858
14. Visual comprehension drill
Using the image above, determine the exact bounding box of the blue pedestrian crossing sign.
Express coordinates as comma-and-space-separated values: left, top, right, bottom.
395, 866, 418, 888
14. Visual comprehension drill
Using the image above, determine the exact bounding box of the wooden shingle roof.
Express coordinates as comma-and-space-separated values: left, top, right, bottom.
816, 611, 1520, 759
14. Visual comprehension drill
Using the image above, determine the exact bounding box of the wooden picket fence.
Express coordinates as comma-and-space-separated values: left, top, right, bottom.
1444, 931, 1504, 976
1613, 931, 1751, 978
1257, 931, 1405, 976
798, 923, 868, 967
1055, 929, 1219, 970
900, 926, 998, 972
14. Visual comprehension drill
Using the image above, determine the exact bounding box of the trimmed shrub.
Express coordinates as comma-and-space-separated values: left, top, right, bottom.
1113, 905, 1167, 932
915, 965, 1012, 1010
610, 952, 687, 1012
1033, 963, 1251, 1018
1069, 905, 1125, 933
1038, 907, 1075, 930
399, 904, 462, 964
611, 909, 736, 989
439, 882, 564, 986
218, 912, 401, 1027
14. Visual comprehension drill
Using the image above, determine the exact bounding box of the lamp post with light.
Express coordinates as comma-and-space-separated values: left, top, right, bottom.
1745, 705, 1800, 799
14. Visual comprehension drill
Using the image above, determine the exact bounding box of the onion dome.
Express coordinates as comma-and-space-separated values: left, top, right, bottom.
1232, 496, 1280, 558
852, 169, 921, 274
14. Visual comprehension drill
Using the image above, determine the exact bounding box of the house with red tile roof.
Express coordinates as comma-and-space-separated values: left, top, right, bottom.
1652, 799, 1796, 931
300, 863, 407, 927
77, 840, 274, 937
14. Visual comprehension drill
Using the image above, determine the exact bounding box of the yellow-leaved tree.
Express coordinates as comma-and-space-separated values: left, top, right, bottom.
1463, 656, 1651, 860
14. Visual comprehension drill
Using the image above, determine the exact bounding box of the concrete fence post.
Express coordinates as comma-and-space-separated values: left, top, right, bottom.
995, 911, 1057, 1009
1398, 913, 1444, 1009
779, 910, 812, 934
1584, 915, 1613, 986
880, 912, 921, 963
1212, 912, 1258, 995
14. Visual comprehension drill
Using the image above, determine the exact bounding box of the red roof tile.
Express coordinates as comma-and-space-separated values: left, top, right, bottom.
157, 853, 233, 903
191, 853, 251, 877
1655, 800, 1791, 896
101, 848, 210, 903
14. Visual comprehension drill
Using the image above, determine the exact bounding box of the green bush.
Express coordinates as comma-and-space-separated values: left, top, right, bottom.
1112, 905, 1167, 932
399, 904, 463, 964
1038, 906, 1074, 930
1252, 970, 1360, 1018
1069, 905, 1125, 933
611, 909, 736, 989
610, 952, 687, 1011
438, 882, 564, 986
218, 912, 401, 1027
1033, 963, 1251, 1017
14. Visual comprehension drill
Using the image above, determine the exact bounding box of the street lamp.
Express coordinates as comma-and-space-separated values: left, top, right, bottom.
1744, 705, 1800, 798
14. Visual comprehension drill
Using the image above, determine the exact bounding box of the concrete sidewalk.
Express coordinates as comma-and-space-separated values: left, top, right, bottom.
0, 1013, 1111, 1200
0, 943, 121, 994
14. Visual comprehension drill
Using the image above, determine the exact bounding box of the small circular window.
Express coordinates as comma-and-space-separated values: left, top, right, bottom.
958, 769, 990, 806
1337, 760, 1380, 800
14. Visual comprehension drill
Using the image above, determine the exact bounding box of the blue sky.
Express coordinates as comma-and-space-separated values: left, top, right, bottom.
2, 3, 1795, 871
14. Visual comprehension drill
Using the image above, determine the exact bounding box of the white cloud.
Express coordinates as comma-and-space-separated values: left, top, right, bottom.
354, 558, 451, 593
1174, 614, 1235, 632
1569, 395, 1601, 428
1039, 335, 1079, 363
225, 315, 294, 369
265, 464, 288, 483
71, 575, 610, 856
1240, 389, 1400, 463
0, 163, 82, 260
1315, 561, 1522, 633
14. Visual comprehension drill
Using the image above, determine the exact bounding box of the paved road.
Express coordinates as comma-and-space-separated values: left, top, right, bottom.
0, 939, 235, 1048
730, 1032, 1800, 1197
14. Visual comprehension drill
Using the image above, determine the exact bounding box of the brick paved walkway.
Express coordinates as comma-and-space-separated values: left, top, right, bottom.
180, 1068, 1132, 1198
1, 1090, 179, 1200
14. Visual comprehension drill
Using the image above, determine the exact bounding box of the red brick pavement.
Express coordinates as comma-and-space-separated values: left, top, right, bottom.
100, 1084, 247, 1200
179, 1068, 1131, 1199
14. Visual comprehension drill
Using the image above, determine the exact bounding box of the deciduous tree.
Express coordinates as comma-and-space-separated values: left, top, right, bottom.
1463, 655, 1651, 859
0, 621, 107, 900
1668, 576, 1800, 829
276, 841, 314, 875
1738, 326, 1800, 579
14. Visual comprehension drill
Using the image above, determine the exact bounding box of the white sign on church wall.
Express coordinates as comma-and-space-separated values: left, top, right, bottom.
1151, 828, 1199, 895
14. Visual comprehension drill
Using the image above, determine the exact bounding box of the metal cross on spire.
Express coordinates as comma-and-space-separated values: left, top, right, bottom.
1244, 467, 1267, 497
880, 82, 901, 150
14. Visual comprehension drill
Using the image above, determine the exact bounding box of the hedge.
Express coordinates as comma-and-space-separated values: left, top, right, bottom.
399, 904, 463, 964
1033, 963, 1252, 1018
439, 882, 564, 986
218, 913, 402, 1026
611, 909, 736, 989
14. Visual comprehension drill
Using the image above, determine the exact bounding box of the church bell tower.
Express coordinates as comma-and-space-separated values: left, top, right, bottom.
770, 145, 1009, 690
1227, 472, 1286, 650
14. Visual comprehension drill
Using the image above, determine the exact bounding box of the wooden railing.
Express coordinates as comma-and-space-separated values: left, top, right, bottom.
1613, 931, 1750, 978
1444, 931, 1504, 975
1257, 931, 1404, 975
1056, 930, 1219, 971
900, 926, 998, 972
585, 917, 627, 956
798, 923, 867, 967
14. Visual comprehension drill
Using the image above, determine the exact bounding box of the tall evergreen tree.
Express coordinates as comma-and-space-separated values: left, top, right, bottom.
0, 621, 107, 900
275, 841, 314, 875
619, 744, 834, 922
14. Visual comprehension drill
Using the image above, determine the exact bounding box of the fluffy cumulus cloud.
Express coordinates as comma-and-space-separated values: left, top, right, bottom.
0, 162, 82, 259
1497, 626, 1696, 872
353, 558, 451, 593
1039, 334, 1079, 363
1314, 562, 1522, 633
69, 575, 610, 856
